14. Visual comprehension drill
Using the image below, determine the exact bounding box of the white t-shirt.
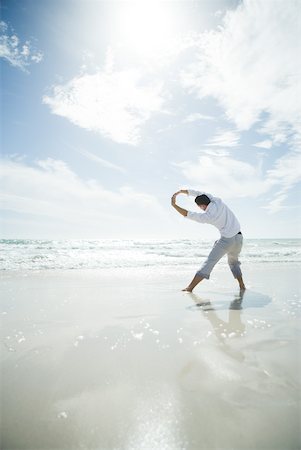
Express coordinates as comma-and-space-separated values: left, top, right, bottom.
185, 189, 241, 238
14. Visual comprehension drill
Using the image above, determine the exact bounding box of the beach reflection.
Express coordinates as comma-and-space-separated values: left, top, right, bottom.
189, 291, 246, 363
186, 290, 272, 360
190, 290, 245, 333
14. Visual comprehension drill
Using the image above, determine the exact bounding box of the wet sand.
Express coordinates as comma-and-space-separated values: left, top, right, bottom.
1, 264, 301, 449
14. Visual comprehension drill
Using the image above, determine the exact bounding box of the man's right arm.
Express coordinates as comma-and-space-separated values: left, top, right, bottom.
173, 190, 211, 223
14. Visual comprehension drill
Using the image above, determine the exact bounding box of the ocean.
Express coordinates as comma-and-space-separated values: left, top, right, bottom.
1, 238, 300, 270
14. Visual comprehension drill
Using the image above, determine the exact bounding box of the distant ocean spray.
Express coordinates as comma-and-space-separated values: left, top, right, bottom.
1, 239, 300, 271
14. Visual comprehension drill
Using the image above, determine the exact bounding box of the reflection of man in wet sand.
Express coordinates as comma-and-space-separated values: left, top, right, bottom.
188, 291, 247, 362
190, 291, 246, 340
171, 189, 246, 292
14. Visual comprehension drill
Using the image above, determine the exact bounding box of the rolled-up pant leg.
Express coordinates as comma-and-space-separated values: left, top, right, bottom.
227, 234, 243, 279
196, 237, 233, 279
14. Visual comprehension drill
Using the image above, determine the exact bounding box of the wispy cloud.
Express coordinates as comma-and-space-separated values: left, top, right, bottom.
266, 150, 301, 193
262, 192, 289, 214
207, 129, 240, 147
183, 113, 215, 123
180, 0, 300, 144
174, 154, 267, 199
201, 148, 230, 157
178, 0, 301, 210
0, 21, 43, 71
43, 49, 167, 146
76, 148, 127, 174
263, 147, 301, 212
253, 140, 273, 149
174, 148, 301, 213
0, 157, 168, 237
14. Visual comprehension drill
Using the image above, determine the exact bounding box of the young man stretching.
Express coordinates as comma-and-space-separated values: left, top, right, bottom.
171, 189, 246, 292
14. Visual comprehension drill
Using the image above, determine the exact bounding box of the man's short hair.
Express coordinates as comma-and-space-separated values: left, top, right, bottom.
195, 194, 211, 206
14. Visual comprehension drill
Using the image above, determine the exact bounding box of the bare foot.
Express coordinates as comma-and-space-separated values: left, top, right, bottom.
182, 287, 193, 292
239, 285, 246, 291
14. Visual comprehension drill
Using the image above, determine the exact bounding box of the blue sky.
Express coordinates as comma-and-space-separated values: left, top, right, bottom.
1, 0, 300, 239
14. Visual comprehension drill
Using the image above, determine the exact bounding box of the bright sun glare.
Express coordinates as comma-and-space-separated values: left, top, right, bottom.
114, 1, 180, 57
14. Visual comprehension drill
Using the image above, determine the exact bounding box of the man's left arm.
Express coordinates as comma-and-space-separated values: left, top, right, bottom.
171, 192, 188, 217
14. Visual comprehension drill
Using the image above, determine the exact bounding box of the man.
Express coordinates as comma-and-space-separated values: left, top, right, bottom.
171, 189, 246, 292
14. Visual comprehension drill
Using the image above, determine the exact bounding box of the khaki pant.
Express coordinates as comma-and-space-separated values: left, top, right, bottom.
196, 233, 243, 279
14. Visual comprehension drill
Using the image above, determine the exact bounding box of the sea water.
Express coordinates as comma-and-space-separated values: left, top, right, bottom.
1, 238, 300, 271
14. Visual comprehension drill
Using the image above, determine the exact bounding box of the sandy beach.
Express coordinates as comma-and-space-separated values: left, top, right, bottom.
1, 262, 300, 450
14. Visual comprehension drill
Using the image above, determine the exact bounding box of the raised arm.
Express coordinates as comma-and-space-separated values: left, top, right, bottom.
171, 190, 211, 223
171, 192, 188, 217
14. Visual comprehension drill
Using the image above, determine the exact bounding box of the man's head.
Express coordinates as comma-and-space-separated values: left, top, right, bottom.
195, 194, 211, 211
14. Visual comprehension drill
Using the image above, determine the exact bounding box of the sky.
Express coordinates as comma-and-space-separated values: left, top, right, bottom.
1, 0, 300, 239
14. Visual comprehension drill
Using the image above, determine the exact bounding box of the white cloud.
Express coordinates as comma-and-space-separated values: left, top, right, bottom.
214, 10, 224, 18
76, 148, 126, 174
183, 113, 215, 123
202, 148, 230, 157
175, 147, 301, 213
262, 192, 289, 214
253, 140, 273, 149
207, 129, 240, 147
179, 0, 301, 210
43, 50, 167, 145
174, 154, 268, 199
266, 150, 301, 192
180, 0, 301, 144
0, 157, 168, 237
0, 21, 43, 71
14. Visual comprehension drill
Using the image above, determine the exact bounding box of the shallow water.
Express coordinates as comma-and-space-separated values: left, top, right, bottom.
1, 265, 300, 449
1, 238, 300, 270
